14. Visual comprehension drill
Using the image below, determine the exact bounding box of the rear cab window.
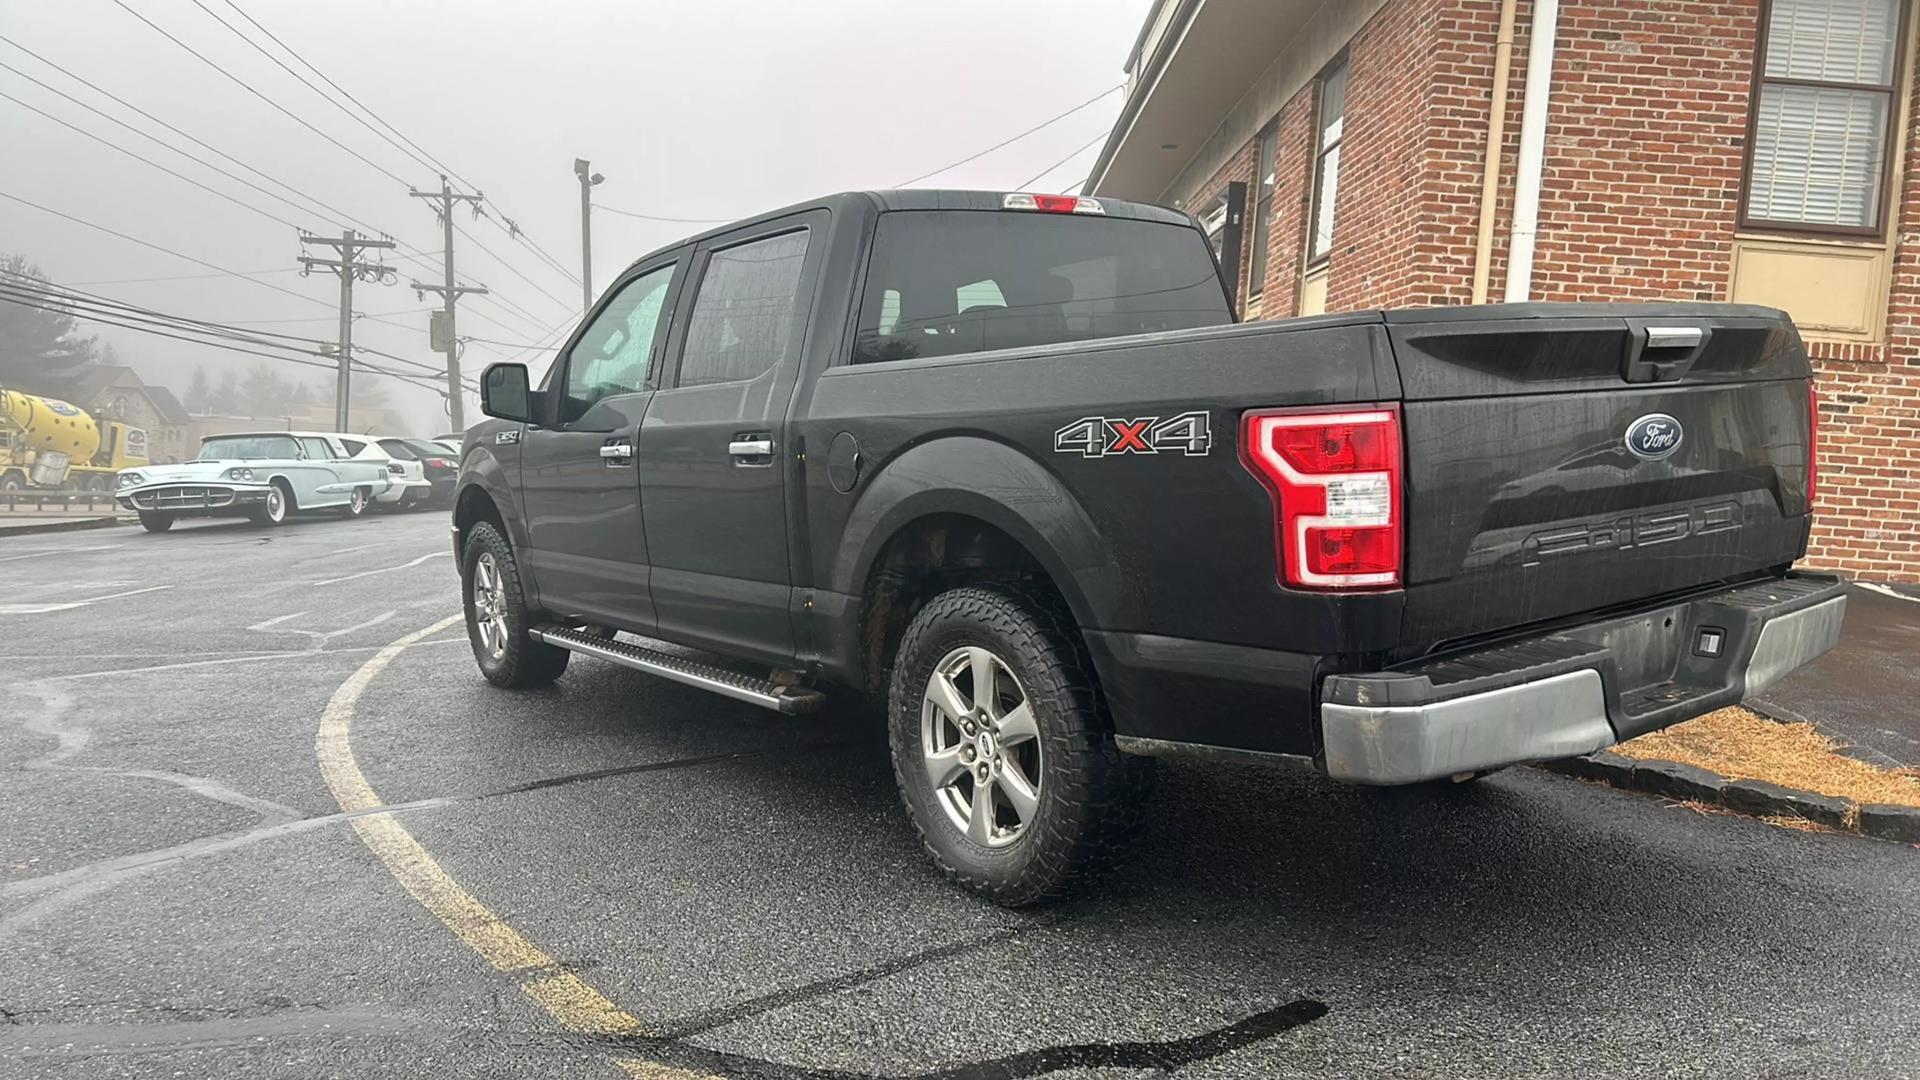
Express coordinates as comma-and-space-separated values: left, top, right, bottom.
851, 211, 1230, 365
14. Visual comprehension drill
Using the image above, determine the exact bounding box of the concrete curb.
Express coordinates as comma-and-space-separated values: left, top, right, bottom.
0, 516, 131, 537
1542, 753, 1920, 843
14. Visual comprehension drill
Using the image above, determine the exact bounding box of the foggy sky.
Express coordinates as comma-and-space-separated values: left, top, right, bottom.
1, 0, 1148, 434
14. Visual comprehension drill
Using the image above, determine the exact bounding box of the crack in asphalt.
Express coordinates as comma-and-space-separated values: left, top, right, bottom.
2, 999, 1332, 1077
654, 924, 1035, 1041
0, 718, 850, 935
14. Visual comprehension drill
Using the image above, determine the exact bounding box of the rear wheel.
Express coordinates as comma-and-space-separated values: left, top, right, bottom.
138, 511, 174, 533
249, 482, 291, 526
462, 521, 570, 688
341, 486, 371, 518
888, 585, 1152, 907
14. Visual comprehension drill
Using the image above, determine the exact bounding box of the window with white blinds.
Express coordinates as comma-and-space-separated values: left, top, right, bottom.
1308, 59, 1348, 263
1745, 0, 1905, 233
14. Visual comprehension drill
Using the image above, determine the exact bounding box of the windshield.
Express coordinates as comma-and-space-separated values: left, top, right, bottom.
198, 435, 300, 461
377, 438, 419, 460
851, 211, 1230, 364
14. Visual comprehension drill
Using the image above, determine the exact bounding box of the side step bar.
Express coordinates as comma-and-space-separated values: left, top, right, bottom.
529, 625, 826, 716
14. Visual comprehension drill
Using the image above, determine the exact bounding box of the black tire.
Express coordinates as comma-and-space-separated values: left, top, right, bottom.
341, 486, 371, 518
249, 481, 292, 526
0, 471, 23, 493
138, 511, 174, 533
461, 521, 569, 688
887, 584, 1152, 907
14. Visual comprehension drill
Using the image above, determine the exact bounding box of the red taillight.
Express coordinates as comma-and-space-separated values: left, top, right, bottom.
1807, 380, 1820, 511
1241, 406, 1404, 589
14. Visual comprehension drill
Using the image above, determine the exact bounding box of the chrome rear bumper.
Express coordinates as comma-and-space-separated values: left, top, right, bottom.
1319, 573, 1848, 785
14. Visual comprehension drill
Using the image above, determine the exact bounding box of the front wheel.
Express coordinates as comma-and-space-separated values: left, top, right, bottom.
249, 482, 291, 526
888, 585, 1152, 907
462, 521, 569, 688
138, 511, 174, 533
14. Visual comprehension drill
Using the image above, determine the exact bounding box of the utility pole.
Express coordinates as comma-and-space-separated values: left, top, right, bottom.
574, 158, 604, 310
410, 175, 487, 431
298, 230, 396, 431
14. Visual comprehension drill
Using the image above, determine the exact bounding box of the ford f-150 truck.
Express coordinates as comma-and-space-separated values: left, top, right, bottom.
452, 189, 1843, 905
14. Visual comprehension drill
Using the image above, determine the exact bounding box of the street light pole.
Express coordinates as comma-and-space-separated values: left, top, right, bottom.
574, 158, 604, 311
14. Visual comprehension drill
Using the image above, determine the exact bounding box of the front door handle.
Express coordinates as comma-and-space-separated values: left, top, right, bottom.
728, 438, 774, 458
599, 440, 633, 466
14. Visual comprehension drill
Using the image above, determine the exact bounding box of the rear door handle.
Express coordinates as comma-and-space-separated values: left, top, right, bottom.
728, 438, 774, 458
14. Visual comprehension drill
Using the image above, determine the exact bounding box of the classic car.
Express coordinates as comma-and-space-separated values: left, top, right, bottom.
116, 430, 391, 533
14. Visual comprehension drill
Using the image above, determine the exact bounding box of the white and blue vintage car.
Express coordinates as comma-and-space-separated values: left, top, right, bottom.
116, 431, 392, 533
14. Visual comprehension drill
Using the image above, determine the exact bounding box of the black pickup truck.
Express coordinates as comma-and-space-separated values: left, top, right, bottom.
452, 189, 1844, 905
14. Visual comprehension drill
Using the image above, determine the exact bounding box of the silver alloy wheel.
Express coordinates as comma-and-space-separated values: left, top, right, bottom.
921, 645, 1042, 847
266, 485, 285, 522
348, 487, 367, 514
471, 551, 508, 660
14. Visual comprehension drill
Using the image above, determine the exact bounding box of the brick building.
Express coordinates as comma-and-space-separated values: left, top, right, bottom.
1088, 0, 1918, 581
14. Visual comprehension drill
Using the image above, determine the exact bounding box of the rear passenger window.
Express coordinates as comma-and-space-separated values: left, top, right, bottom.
675, 230, 809, 388
338, 438, 367, 457
299, 437, 333, 460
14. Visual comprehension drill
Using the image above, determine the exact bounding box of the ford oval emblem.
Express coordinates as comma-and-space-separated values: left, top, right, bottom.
1625, 413, 1683, 460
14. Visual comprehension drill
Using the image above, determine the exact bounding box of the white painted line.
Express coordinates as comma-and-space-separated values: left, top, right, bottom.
0, 543, 124, 564
247, 611, 311, 632
309, 551, 448, 587
314, 542, 387, 558
1857, 582, 1920, 604
0, 584, 172, 615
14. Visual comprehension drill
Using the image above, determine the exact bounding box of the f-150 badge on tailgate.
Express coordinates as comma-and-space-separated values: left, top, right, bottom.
1625, 413, 1683, 460
1054, 411, 1212, 458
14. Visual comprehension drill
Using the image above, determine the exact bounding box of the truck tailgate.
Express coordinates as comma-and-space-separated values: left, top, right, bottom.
1387, 305, 1814, 646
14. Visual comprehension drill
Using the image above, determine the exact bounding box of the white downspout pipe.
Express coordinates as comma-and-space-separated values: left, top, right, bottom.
1503, 0, 1560, 304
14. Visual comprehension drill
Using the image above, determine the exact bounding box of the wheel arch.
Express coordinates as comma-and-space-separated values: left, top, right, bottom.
825, 436, 1133, 693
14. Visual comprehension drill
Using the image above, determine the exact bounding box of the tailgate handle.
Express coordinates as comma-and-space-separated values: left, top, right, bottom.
1623, 323, 1709, 383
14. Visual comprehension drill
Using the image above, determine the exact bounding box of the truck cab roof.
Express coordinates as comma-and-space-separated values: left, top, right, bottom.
619, 189, 1194, 276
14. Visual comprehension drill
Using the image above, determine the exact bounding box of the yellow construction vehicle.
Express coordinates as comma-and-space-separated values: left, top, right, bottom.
0, 387, 149, 493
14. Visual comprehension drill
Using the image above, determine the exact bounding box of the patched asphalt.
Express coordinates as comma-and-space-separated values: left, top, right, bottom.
3, 514, 1917, 1078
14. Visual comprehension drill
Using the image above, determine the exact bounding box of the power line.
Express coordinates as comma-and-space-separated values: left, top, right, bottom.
2, 270, 469, 387
0, 286, 445, 393
0, 59, 349, 231
185, 0, 439, 180
893, 84, 1124, 187
106, 0, 414, 188
452, 220, 574, 313
211, 0, 579, 299
1017, 131, 1109, 190
64, 267, 298, 285
474, 205, 580, 287
595, 204, 737, 225
0, 89, 307, 231
0, 37, 388, 236
0, 188, 336, 312
217, 0, 476, 191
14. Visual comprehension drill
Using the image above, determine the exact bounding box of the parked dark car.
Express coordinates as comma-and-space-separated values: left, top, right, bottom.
450, 188, 1843, 905
378, 437, 459, 508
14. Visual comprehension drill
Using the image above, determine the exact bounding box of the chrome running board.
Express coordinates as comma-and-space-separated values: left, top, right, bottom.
529, 625, 826, 716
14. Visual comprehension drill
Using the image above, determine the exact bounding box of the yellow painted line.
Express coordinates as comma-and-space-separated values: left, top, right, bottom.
316, 614, 719, 1080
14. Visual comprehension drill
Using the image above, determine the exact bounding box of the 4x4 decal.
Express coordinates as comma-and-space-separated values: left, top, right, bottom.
1053, 411, 1213, 458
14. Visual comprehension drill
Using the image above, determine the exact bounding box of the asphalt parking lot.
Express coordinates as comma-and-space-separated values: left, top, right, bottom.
3, 513, 1917, 1079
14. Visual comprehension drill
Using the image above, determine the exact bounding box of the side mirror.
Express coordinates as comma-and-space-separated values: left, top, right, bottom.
481, 363, 534, 422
